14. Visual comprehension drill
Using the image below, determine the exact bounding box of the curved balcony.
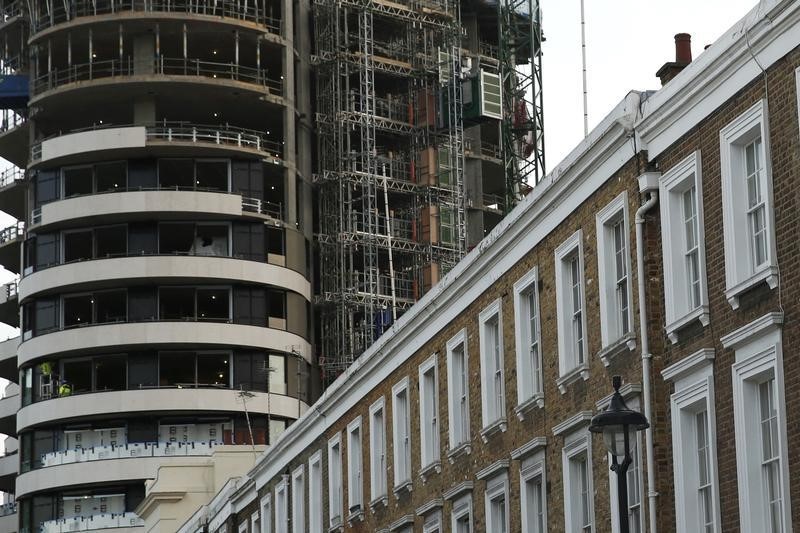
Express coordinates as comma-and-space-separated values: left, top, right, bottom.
31, 58, 284, 103
18, 321, 311, 367
0, 336, 18, 383
0, 220, 22, 274
0, 389, 18, 436
41, 513, 143, 533
19, 255, 311, 301
0, 503, 16, 533
39, 441, 221, 469
0, 281, 17, 327
0, 110, 28, 168
30, 123, 283, 169
17, 387, 305, 433
31, 189, 283, 231
30, 0, 281, 38
0, 166, 25, 219
0, 452, 17, 493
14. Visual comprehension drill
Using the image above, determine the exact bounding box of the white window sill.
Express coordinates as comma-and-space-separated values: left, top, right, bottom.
514, 393, 544, 421
665, 305, 710, 344
447, 441, 472, 464
597, 332, 637, 366
480, 417, 508, 443
556, 364, 589, 394
419, 460, 442, 484
369, 495, 388, 512
328, 518, 344, 533
392, 479, 413, 497
725, 265, 778, 309
347, 508, 364, 525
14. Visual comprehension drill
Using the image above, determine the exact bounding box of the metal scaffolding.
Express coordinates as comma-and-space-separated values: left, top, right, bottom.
498, 0, 545, 208
313, 0, 466, 384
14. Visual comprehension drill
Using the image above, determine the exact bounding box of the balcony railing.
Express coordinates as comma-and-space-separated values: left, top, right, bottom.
30, 122, 282, 162
351, 270, 414, 301
40, 441, 222, 468
241, 196, 282, 219
0, 166, 23, 188
464, 138, 501, 160
31, 0, 281, 34
41, 512, 143, 533
32, 57, 282, 96
1, 109, 25, 133
0, 221, 23, 245
0, 502, 15, 517
0, 0, 22, 21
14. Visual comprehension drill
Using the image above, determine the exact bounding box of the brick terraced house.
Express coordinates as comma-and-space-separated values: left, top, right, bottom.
156, 1, 800, 532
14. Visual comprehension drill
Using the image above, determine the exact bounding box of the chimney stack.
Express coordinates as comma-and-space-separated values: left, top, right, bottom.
656, 33, 693, 86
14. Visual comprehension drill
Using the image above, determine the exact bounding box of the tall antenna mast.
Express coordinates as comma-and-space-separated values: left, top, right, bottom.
580, 0, 589, 136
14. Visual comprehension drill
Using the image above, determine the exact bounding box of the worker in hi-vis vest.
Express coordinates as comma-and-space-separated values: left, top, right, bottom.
58, 381, 72, 397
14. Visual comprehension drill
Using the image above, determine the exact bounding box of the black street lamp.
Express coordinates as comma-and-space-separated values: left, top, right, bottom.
589, 376, 649, 533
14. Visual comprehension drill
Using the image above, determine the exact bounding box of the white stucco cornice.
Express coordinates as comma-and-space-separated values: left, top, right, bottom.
638, 0, 800, 158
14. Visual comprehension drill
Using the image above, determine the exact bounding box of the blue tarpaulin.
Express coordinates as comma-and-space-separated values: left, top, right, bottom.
0, 75, 28, 109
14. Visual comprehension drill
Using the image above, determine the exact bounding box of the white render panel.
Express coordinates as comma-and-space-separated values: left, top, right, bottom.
0, 450, 17, 477
19, 256, 311, 301
17, 322, 312, 366
0, 392, 19, 421
17, 388, 307, 434
35, 190, 244, 229
39, 127, 146, 162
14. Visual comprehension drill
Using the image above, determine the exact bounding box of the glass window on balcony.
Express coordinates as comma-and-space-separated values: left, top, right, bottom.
159, 287, 195, 320
62, 359, 92, 394
63, 294, 93, 327
95, 161, 127, 193
268, 290, 286, 329
158, 159, 194, 189
193, 224, 229, 256
264, 173, 284, 213
63, 166, 93, 197
93, 290, 127, 324
197, 352, 230, 388
159, 223, 195, 255
159, 352, 195, 387
63, 230, 93, 263
34, 297, 59, 335
197, 288, 229, 321
94, 356, 127, 391
94, 226, 127, 258
196, 160, 229, 191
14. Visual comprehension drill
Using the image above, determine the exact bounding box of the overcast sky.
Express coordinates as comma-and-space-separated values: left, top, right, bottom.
541, 0, 758, 165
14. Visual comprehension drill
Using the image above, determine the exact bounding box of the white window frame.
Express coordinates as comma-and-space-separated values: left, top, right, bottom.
661, 348, 721, 533
238, 521, 248, 533
659, 151, 710, 343
346, 416, 363, 517
562, 430, 594, 533
419, 354, 441, 474
446, 329, 471, 453
485, 472, 510, 533
327, 433, 343, 528
596, 192, 635, 358
719, 99, 778, 309
724, 316, 792, 532
250, 512, 259, 533
392, 376, 412, 492
422, 511, 442, 533
274, 478, 288, 533
368, 397, 388, 506
513, 267, 544, 417
520, 450, 547, 533
478, 297, 507, 438
260, 494, 271, 533
288, 466, 304, 533
451, 494, 473, 533
308, 450, 323, 533
555, 230, 589, 393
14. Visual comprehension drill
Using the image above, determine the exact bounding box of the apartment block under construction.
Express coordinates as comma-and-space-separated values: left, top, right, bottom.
313, 0, 544, 383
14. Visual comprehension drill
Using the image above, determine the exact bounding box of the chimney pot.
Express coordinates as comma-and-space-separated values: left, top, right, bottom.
675, 33, 692, 64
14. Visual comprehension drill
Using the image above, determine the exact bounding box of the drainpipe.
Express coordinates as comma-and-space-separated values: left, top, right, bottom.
635, 172, 659, 533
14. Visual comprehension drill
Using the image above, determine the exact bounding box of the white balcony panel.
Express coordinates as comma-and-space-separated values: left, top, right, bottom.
17, 387, 306, 434
34, 190, 244, 229
40, 127, 146, 163
19, 256, 311, 301
18, 322, 311, 366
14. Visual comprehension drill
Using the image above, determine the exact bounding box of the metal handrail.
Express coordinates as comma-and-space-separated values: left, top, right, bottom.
31, 121, 282, 161
32, 57, 282, 96
0, 166, 23, 188
0, 109, 25, 133
0, 221, 23, 244
31, 0, 281, 34
0, 0, 22, 21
